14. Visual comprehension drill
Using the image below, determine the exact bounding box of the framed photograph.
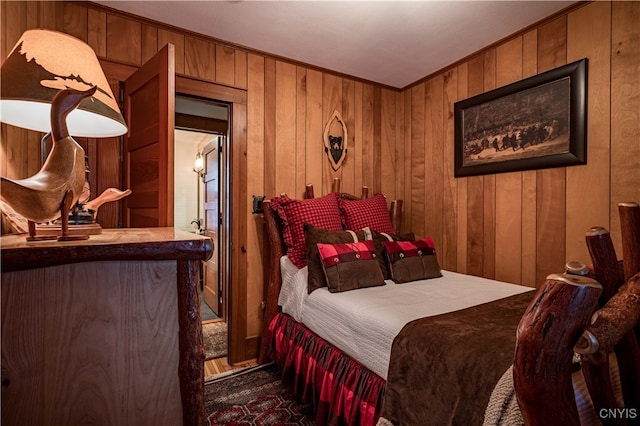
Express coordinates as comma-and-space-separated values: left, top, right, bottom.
454, 58, 587, 177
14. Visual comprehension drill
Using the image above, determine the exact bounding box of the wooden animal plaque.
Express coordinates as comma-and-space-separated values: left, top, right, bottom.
323, 110, 348, 170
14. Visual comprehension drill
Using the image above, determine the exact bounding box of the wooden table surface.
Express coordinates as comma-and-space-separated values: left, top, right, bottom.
1, 227, 214, 272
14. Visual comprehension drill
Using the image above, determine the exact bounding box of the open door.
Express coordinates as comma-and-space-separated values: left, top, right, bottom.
202, 138, 222, 317
123, 44, 175, 227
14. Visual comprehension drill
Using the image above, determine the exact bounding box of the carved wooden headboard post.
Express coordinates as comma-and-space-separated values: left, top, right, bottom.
514, 274, 603, 426
619, 201, 640, 281
390, 200, 403, 235
583, 203, 640, 411
305, 184, 315, 199
258, 199, 285, 364
515, 201, 640, 422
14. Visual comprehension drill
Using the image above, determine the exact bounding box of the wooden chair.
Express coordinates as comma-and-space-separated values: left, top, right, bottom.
514, 202, 640, 425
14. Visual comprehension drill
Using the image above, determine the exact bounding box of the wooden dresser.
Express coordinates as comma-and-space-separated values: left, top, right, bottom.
1, 228, 213, 426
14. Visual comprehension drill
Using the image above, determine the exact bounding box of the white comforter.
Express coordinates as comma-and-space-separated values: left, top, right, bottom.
278, 256, 532, 380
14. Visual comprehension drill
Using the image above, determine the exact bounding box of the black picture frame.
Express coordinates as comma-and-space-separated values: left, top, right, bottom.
454, 58, 587, 177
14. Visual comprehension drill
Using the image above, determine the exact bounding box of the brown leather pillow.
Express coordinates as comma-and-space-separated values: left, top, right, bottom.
383, 237, 442, 283
304, 223, 366, 293
370, 230, 416, 279
317, 240, 385, 293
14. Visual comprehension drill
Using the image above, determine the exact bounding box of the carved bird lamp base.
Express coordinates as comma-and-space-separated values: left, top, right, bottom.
0, 88, 96, 242
34, 187, 132, 239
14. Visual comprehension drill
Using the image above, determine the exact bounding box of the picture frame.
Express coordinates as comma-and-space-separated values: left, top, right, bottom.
454, 58, 587, 177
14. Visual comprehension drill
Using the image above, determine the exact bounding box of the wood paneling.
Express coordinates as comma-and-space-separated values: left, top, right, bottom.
2, 1, 638, 364
275, 61, 297, 198
521, 30, 539, 287
322, 74, 342, 195
158, 29, 184, 74
610, 1, 640, 248
185, 36, 215, 81
494, 38, 522, 284
106, 14, 141, 65
305, 70, 324, 194
2, 260, 182, 425
466, 55, 485, 277
62, 2, 87, 41
87, 8, 106, 57
246, 53, 265, 338
566, 2, 611, 264
535, 16, 568, 286
442, 69, 458, 271
482, 49, 496, 280
455, 62, 469, 274
215, 44, 235, 86
295, 67, 307, 197
342, 79, 356, 195
263, 58, 276, 198
410, 83, 426, 238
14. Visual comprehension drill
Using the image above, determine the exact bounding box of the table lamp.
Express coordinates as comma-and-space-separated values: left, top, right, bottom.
0, 29, 128, 241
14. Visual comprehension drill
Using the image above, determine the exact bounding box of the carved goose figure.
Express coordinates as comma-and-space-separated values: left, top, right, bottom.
1, 87, 95, 240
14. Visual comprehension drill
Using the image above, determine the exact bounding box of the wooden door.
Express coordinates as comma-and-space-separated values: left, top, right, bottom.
202, 139, 221, 317
123, 44, 175, 227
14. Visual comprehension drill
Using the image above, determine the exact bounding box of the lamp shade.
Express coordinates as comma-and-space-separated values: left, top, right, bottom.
0, 29, 127, 137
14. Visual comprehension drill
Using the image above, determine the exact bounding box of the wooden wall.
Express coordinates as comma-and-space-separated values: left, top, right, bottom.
400, 1, 640, 288
2, 1, 639, 357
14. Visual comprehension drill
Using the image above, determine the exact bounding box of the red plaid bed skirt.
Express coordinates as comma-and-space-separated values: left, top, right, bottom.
269, 312, 385, 426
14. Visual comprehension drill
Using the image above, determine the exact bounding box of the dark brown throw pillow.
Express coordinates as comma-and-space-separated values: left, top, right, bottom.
317, 240, 385, 293
383, 237, 442, 283
304, 223, 366, 294
370, 230, 416, 279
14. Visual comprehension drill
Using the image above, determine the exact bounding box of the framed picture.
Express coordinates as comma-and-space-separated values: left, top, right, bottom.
454, 58, 587, 177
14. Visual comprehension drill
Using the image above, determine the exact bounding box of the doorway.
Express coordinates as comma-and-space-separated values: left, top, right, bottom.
173, 95, 229, 325
118, 47, 251, 362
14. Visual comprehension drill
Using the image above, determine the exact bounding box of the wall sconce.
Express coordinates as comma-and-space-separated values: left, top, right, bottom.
192, 151, 204, 234
0, 29, 128, 241
193, 151, 205, 179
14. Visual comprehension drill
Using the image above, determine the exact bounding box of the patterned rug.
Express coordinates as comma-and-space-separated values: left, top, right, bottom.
205, 363, 316, 425
203, 321, 228, 360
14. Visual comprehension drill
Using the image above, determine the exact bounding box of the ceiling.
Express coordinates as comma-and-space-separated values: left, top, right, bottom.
93, 1, 577, 89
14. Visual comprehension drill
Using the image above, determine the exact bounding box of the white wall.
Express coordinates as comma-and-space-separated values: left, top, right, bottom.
174, 130, 215, 233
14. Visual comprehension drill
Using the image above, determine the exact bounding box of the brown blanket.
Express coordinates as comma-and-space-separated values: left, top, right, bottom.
381, 290, 535, 426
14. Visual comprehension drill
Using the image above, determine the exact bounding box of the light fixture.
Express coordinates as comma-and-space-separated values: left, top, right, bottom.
192, 151, 204, 234
0, 29, 128, 241
193, 151, 204, 176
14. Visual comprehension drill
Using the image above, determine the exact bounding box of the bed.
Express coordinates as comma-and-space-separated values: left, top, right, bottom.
257, 180, 640, 426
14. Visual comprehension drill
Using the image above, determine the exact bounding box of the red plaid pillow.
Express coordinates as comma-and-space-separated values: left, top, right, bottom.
383, 237, 442, 283
317, 240, 385, 292
270, 193, 343, 268
339, 193, 394, 234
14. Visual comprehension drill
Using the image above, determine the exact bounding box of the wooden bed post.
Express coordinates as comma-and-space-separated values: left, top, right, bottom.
258, 200, 285, 364
331, 177, 341, 193
390, 200, 403, 235
618, 202, 640, 282
514, 273, 602, 426
585, 226, 624, 304
305, 184, 315, 199
361, 186, 369, 199
585, 217, 640, 411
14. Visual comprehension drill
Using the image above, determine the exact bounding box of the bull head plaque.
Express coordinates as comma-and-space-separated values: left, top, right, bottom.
323, 110, 348, 170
